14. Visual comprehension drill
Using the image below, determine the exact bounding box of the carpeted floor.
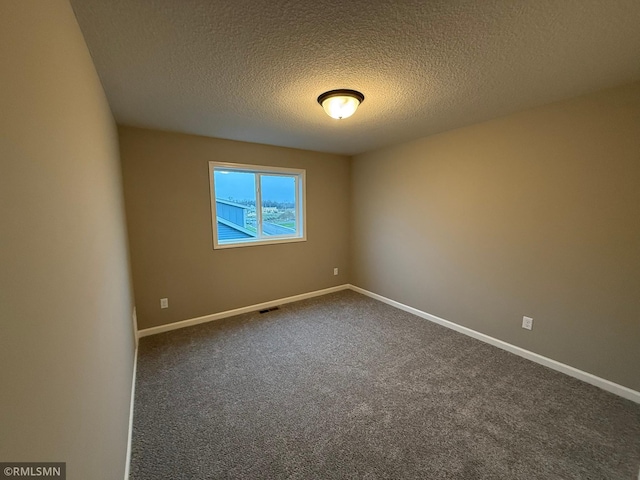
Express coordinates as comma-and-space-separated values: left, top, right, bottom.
130, 290, 640, 479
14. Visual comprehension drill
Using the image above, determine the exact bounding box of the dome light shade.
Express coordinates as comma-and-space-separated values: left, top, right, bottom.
317, 89, 365, 120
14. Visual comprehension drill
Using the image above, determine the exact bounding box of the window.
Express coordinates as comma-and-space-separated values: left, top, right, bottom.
209, 162, 306, 249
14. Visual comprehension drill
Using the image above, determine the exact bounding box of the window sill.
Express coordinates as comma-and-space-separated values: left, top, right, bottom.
213, 236, 307, 250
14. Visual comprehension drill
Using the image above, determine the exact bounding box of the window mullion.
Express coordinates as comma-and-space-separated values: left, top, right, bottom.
295, 176, 300, 236
256, 173, 263, 238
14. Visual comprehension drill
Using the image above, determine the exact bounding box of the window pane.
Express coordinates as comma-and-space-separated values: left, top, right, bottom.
260, 175, 296, 237
214, 170, 257, 242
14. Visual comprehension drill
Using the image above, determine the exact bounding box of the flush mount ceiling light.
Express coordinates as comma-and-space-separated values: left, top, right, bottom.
317, 89, 365, 120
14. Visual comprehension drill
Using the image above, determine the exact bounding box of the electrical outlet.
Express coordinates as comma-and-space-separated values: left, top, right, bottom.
333, 267, 339, 276
522, 316, 533, 330
160, 298, 169, 309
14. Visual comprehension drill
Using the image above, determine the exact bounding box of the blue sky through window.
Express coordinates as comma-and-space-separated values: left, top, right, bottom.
214, 171, 295, 203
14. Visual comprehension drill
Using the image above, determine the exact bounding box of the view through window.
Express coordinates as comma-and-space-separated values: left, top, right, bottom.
209, 162, 306, 248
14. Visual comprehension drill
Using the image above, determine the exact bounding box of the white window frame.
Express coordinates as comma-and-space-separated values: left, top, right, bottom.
209, 161, 307, 249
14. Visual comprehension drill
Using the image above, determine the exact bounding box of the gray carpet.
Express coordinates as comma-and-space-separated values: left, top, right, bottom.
130, 290, 640, 479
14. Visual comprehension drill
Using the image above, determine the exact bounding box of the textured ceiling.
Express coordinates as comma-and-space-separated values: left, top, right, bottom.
70, 0, 640, 155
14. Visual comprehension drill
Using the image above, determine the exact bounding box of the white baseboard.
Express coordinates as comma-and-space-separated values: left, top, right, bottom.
349, 285, 640, 404
137, 284, 350, 338
124, 347, 138, 480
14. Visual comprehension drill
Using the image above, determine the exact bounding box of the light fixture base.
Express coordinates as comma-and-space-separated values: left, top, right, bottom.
317, 89, 365, 105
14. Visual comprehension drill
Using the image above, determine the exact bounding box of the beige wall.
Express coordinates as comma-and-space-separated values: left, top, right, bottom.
119, 127, 350, 330
351, 82, 640, 391
0, 1, 135, 478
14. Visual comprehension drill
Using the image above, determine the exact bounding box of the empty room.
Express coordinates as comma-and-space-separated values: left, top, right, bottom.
2, 1, 639, 479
